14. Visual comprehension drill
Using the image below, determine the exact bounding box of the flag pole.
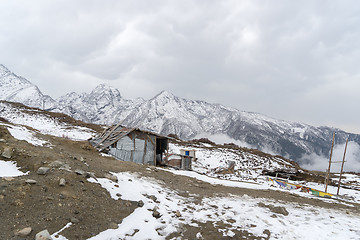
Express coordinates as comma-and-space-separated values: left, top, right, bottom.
337, 138, 348, 195
325, 132, 335, 193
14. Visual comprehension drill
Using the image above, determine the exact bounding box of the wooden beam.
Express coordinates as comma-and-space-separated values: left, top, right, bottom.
146, 134, 155, 146
325, 132, 335, 193
95, 121, 124, 147
154, 136, 157, 166
143, 138, 147, 164
337, 138, 348, 195
99, 129, 135, 151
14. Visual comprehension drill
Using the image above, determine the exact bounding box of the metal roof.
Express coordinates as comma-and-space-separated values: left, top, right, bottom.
90, 123, 169, 151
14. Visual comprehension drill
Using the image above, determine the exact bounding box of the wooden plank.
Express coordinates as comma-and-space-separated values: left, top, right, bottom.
99, 129, 135, 151
95, 121, 124, 147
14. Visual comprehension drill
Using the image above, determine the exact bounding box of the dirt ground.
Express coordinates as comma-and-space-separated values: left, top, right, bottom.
0, 124, 359, 240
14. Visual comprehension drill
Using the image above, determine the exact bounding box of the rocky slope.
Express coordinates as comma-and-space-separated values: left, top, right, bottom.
1, 64, 360, 164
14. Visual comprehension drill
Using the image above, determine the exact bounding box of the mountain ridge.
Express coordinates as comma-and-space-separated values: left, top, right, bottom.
1, 64, 359, 163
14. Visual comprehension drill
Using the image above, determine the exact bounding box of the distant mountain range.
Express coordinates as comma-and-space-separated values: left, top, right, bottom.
1, 64, 359, 163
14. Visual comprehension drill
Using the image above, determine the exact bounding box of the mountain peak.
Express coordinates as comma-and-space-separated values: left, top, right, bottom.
0, 64, 9, 72
153, 90, 175, 100
91, 84, 122, 98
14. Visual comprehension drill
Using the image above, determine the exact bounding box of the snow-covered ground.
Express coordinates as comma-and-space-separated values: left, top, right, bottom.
0, 160, 27, 177
81, 171, 360, 240
167, 143, 360, 205
169, 142, 296, 181
0, 102, 95, 141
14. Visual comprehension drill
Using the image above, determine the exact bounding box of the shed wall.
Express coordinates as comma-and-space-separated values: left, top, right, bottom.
109, 133, 156, 165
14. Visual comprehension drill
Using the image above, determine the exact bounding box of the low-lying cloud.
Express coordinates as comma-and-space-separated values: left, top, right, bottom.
300, 141, 360, 173
194, 133, 254, 149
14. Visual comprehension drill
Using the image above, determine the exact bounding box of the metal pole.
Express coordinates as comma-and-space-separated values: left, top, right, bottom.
325, 132, 335, 193
337, 138, 348, 195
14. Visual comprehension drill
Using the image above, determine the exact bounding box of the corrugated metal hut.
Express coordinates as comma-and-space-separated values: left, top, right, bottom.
90, 123, 169, 166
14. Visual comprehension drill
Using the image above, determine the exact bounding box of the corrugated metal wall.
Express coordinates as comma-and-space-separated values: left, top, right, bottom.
109, 133, 156, 165
144, 135, 155, 165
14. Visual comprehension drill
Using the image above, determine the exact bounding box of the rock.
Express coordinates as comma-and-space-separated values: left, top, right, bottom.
59, 164, 71, 171
0, 195, 4, 200
85, 172, 96, 178
15, 227, 32, 237
3, 177, 15, 181
49, 161, 65, 168
148, 195, 157, 202
175, 210, 181, 217
137, 200, 144, 207
152, 209, 161, 219
25, 179, 37, 184
258, 202, 289, 216
2, 146, 13, 159
37, 167, 50, 175
59, 178, 66, 186
0, 139, 6, 143
271, 206, 289, 216
109, 222, 118, 229
35, 229, 52, 240
75, 169, 85, 176
104, 173, 118, 182
70, 217, 80, 224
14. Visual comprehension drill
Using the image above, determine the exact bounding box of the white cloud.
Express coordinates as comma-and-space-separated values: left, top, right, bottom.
301, 141, 360, 173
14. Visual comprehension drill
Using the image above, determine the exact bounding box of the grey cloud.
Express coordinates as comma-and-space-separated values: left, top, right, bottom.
0, 0, 359, 133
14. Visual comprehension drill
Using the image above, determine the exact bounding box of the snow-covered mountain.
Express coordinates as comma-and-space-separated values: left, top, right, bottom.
0, 64, 56, 109
55, 84, 146, 125
1, 64, 360, 163
55, 87, 360, 163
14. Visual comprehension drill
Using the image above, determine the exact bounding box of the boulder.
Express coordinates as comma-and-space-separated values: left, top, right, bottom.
14, 227, 32, 237
25, 179, 37, 184
74, 169, 85, 176
49, 161, 65, 168
59, 178, 66, 186
2, 146, 13, 159
35, 229, 52, 240
104, 173, 118, 182
37, 167, 50, 175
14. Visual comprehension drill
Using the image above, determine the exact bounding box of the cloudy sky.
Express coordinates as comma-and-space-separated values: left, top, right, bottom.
1, 0, 359, 134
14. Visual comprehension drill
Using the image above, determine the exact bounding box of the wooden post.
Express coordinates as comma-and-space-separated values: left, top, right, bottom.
325, 132, 335, 193
143, 137, 147, 164
337, 138, 348, 195
154, 136, 157, 166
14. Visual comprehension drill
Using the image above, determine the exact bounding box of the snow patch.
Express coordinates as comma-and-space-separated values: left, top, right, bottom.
0, 160, 27, 177
6, 124, 48, 146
